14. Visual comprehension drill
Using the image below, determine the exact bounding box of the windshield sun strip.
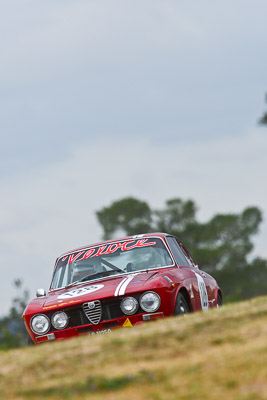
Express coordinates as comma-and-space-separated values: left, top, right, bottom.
49, 236, 175, 291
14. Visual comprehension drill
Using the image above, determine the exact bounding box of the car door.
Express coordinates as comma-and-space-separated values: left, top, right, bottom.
178, 241, 217, 310
166, 236, 212, 311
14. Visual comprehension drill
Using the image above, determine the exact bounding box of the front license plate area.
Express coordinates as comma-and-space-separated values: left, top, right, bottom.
89, 329, 112, 336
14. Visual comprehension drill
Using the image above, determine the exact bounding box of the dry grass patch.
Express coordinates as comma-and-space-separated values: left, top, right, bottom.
0, 296, 267, 399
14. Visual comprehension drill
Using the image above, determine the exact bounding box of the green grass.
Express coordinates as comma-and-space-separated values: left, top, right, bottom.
0, 297, 267, 399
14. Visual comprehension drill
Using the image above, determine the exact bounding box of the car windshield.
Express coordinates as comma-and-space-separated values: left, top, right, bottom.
51, 237, 174, 289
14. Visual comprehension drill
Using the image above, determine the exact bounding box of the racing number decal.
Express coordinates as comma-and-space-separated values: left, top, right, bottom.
57, 285, 104, 299
195, 273, 209, 310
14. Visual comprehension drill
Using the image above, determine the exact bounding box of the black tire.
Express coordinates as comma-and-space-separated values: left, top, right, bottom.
27, 335, 34, 345
174, 292, 190, 315
217, 292, 222, 307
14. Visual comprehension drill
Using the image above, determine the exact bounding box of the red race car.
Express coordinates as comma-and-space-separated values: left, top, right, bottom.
23, 233, 222, 344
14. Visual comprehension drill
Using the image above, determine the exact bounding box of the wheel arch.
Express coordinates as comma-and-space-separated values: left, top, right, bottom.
174, 286, 193, 313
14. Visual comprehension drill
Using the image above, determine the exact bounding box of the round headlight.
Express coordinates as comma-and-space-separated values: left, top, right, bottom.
30, 314, 50, 335
140, 291, 161, 313
51, 311, 68, 330
120, 297, 139, 315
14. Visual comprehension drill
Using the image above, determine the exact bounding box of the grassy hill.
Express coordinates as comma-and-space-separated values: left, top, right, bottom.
0, 296, 267, 400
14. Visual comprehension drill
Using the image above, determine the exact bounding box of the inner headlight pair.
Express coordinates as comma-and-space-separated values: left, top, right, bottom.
120, 291, 161, 315
30, 312, 68, 335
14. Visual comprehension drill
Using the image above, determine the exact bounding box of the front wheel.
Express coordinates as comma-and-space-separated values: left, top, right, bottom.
174, 292, 190, 315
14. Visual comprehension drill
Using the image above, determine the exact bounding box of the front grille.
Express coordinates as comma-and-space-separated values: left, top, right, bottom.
67, 307, 86, 326
83, 300, 102, 325
102, 300, 124, 320
46, 295, 142, 333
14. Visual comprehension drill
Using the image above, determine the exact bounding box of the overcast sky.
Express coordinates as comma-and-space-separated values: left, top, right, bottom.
1, 0, 267, 316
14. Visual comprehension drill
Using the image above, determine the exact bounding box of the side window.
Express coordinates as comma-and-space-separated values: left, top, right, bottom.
166, 236, 189, 266
177, 240, 195, 267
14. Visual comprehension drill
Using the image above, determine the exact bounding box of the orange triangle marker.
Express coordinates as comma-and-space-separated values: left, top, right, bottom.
123, 318, 133, 327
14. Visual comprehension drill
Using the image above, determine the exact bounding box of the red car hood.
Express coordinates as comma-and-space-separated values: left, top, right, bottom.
43, 271, 161, 310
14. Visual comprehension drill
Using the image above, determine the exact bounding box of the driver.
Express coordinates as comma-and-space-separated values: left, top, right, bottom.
71, 258, 106, 282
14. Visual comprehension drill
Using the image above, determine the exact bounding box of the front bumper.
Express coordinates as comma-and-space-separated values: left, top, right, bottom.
34, 312, 164, 344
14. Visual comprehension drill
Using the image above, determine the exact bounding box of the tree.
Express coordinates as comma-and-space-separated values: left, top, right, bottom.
259, 93, 267, 125
96, 197, 267, 302
96, 197, 152, 240
188, 206, 262, 273
212, 257, 267, 301
0, 279, 29, 350
155, 198, 197, 234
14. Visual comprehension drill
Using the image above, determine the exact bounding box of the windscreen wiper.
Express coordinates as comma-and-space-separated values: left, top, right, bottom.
65, 271, 119, 288
79, 270, 121, 283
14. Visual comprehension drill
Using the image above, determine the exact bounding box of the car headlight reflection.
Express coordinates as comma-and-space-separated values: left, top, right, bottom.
140, 291, 161, 313
30, 314, 50, 335
51, 311, 68, 330
120, 297, 139, 315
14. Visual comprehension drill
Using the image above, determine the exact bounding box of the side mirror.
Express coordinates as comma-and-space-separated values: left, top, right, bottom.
36, 288, 46, 297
